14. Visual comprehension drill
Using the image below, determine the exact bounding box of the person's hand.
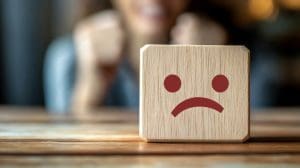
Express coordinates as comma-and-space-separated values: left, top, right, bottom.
171, 13, 227, 45
75, 10, 124, 67
72, 10, 124, 113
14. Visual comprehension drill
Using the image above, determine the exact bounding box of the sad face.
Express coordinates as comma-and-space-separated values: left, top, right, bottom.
163, 74, 229, 117
140, 45, 249, 142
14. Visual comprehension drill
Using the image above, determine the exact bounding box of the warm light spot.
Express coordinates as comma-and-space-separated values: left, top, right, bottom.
249, 0, 275, 20
280, 0, 300, 10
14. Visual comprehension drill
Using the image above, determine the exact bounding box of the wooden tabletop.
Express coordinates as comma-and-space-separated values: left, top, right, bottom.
0, 106, 300, 167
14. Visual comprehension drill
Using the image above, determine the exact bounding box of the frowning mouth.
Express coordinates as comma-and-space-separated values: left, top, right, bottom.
171, 97, 223, 117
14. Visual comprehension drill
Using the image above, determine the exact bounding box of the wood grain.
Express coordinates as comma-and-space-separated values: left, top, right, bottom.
0, 141, 300, 155
0, 123, 139, 142
252, 108, 300, 124
0, 107, 299, 156
0, 155, 299, 168
0, 121, 298, 142
0, 107, 298, 142
140, 45, 250, 142
0, 106, 137, 123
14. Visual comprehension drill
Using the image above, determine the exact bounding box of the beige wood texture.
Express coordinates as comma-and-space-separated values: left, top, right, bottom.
140, 45, 250, 142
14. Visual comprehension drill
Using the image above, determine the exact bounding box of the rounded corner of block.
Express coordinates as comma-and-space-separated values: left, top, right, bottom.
139, 134, 150, 142
239, 46, 250, 54
140, 44, 152, 53
239, 131, 250, 143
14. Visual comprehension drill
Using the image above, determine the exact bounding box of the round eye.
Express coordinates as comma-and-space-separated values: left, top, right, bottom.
212, 75, 229, 92
164, 74, 181, 93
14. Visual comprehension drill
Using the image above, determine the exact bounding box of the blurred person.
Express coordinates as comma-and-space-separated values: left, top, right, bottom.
44, 0, 227, 113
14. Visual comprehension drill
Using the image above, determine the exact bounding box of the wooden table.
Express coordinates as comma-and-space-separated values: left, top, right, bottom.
0, 106, 300, 167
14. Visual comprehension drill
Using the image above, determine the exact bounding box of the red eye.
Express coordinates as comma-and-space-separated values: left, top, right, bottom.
212, 75, 229, 92
164, 74, 181, 93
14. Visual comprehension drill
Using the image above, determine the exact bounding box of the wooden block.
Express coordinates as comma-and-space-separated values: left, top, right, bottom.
139, 45, 250, 142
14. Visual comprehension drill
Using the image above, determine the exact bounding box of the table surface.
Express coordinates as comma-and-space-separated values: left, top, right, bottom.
0, 106, 300, 167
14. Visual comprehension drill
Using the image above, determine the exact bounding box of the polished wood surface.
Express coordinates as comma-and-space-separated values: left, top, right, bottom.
0, 106, 299, 167
1, 155, 300, 168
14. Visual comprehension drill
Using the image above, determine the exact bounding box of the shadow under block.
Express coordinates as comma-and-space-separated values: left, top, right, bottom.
139, 45, 250, 142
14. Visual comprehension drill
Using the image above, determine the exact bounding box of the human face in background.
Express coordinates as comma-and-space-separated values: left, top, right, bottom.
113, 0, 190, 36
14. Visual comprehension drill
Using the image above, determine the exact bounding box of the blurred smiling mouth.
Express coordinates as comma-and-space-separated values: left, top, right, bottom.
138, 3, 167, 21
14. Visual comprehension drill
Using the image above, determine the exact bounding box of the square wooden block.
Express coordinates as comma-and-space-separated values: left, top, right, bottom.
139, 45, 250, 142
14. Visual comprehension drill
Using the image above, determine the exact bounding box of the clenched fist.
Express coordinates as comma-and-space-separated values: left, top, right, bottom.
72, 11, 124, 113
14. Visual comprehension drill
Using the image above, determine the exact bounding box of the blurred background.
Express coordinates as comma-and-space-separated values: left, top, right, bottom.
0, 0, 299, 111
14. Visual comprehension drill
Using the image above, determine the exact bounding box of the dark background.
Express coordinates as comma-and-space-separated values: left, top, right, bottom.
0, 0, 299, 108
